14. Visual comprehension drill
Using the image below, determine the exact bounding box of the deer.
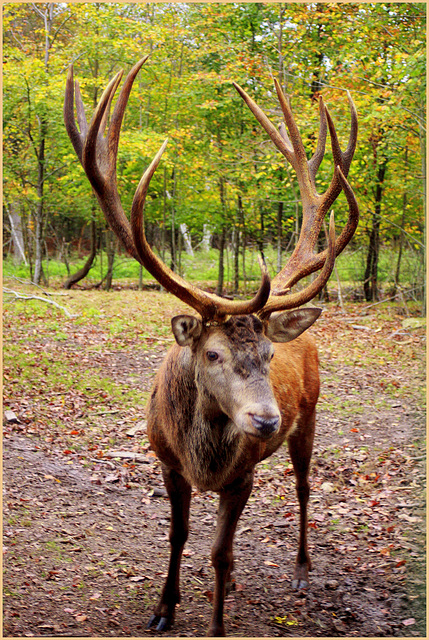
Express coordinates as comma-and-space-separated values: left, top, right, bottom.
64, 57, 358, 637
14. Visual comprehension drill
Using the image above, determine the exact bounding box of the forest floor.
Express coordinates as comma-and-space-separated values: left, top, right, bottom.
3, 283, 427, 637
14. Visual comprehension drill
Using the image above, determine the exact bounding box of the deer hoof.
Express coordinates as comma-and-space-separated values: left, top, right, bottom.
207, 625, 226, 637
147, 614, 159, 629
292, 578, 309, 590
147, 614, 170, 632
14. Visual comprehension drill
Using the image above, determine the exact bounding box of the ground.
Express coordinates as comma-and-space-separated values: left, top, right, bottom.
3, 288, 426, 637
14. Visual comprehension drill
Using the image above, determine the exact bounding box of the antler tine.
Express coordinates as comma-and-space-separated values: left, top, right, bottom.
343, 91, 358, 169
99, 71, 123, 144
259, 212, 336, 320
274, 79, 309, 173
297, 165, 359, 276
74, 79, 88, 140
321, 94, 358, 214
130, 139, 271, 320
82, 70, 124, 188
271, 158, 358, 296
232, 81, 294, 164
64, 65, 84, 162
107, 56, 149, 162
275, 81, 334, 206
65, 58, 272, 323
235, 79, 359, 305
308, 96, 328, 183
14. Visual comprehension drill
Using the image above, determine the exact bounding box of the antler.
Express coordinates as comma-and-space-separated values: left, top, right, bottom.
233, 80, 359, 319
64, 57, 270, 323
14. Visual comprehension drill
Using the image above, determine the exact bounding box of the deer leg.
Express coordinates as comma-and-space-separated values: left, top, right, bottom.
208, 472, 253, 637
287, 410, 315, 590
147, 464, 191, 632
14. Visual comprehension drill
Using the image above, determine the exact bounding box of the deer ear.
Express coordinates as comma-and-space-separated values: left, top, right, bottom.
266, 308, 322, 343
171, 315, 203, 347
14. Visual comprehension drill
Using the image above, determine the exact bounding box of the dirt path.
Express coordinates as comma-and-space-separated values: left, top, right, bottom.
3, 308, 426, 637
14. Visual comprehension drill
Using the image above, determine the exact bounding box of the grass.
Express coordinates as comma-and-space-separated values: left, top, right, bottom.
3, 275, 425, 462
3, 276, 425, 637
3, 243, 424, 295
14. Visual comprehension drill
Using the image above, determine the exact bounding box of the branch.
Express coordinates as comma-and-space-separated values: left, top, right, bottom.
359, 286, 422, 312
8, 275, 51, 295
31, 2, 45, 20
51, 14, 74, 47
3, 288, 79, 318
366, 208, 425, 249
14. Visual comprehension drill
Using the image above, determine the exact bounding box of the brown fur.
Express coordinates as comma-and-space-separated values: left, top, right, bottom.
148, 331, 318, 483
146, 315, 319, 636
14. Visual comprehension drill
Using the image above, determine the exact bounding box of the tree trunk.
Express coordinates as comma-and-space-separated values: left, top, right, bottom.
317, 231, 329, 302
217, 176, 227, 296
202, 224, 212, 251
393, 194, 406, 296
62, 239, 70, 276
364, 215, 380, 302
63, 217, 97, 289
233, 229, 240, 294
364, 161, 387, 302
31, 3, 54, 284
258, 203, 265, 255
170, 213, 176, 271
242, 228, 247, 295
139, 264, 144, 290
234, 195, 245, 294
217, 226, 226, 297
33, 115, 47, 285
170, 167, 177, 271
177, 229, 182, 277
393, 147, 409, 298
104, 228, 115, 290
7, 202, 27, 265
276, 200, 283, 273
179, 223, 194, 256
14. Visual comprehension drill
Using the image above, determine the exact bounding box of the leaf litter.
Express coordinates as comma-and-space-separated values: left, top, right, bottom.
3, 289, 426, 636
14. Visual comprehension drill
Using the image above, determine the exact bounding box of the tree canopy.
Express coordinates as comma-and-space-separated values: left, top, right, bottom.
3, 3, 426, 301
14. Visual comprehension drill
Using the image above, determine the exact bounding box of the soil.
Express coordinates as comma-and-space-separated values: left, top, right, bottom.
3, 308, 426, 638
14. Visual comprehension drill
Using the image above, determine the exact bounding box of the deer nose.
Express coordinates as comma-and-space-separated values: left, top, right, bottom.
250, 414, 280, 437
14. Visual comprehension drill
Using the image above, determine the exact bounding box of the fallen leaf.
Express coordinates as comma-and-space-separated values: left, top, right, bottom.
75, 614, 87, 622
126, 420, 147, 436
44, 474, 61, 483
104, 473, 120, 483
321, 482, 335, 493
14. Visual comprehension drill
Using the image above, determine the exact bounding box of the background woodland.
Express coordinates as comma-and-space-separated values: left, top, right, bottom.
3, 2, 426, 305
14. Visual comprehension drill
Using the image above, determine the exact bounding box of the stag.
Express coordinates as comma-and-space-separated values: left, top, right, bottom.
64, 57, 358, 637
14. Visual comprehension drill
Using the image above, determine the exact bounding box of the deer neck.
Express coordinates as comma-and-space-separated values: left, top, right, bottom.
181, 381, 244, 492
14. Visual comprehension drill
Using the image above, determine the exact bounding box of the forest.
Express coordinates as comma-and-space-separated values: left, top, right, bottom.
3, 3, 427, 637
3, 2, 426, 305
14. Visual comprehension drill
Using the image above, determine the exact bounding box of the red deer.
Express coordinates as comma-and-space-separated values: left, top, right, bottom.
64, 57, 358, 637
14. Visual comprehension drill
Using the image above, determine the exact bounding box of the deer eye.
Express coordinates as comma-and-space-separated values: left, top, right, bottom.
206, 351, 219, 362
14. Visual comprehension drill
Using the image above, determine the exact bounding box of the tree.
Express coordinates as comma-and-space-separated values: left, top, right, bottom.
3, 2, 425, 302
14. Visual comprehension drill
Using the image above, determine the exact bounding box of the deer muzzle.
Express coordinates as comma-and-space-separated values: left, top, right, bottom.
249, 413, 280, 437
